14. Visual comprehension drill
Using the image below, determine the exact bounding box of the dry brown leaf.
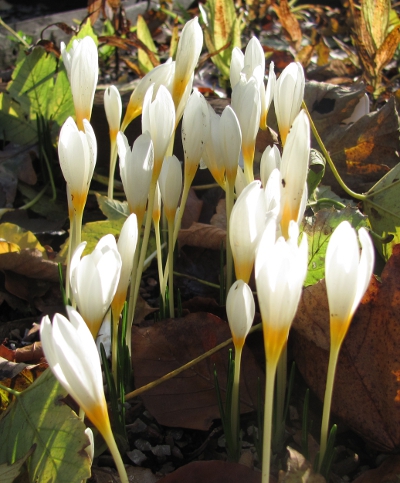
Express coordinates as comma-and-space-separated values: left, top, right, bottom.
87, 0, 103, 25
178, 222, 226, 250
0, 249, 60, 282
181, 187, 203, 229
273, 0, 302, 51
352, 454, 400, 482
156, 460, 265, 483
131, 313, 263, 430
133, 295, 158, 325
292, 244, 400, 451
210, 198, 226, 230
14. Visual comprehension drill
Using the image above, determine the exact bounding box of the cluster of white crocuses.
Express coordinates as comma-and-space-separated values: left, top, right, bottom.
39, 18, 376, 483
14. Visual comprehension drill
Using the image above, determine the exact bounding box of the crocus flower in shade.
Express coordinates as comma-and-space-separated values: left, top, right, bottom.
230, 180, 267, 284
260, 62, 276, 130
104, 85, 122, 199
319, 221, 374, 469
231, 73, 261, 183
171, 17, 203, 108
117, 131, 154, 227
159, 155, 182, 223
121, 59, 175, 132
181, 90, 210, 185
58, 117, 97, 217
220, 105, 242, 187
226, 280, 255, 349
226, 279, 255, 458
61, 36, 98, 131
112, 213, 138, 320
279, 110, 310, 239
70, 235, 122, 338
255, 221, 307, 483
142, 84, 175, 175
40, 307, 128, 483
274, 62, 305, 145
260, 144, 281, 188
84, 428, 94, 463
201, 104, 225, 189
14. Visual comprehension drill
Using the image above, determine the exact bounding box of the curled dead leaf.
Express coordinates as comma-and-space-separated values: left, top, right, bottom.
178, 222, 226, 250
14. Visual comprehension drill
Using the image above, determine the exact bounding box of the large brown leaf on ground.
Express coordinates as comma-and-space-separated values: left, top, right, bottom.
292, 245, 400, 451
156, 461, 265, 483
131, 313, 264, 430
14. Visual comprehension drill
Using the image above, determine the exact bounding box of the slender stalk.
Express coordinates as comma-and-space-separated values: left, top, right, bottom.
0, 17, 30, 47
102, 428, 129, 483
274, 342, 287, 448
167, 218, 175, 318
0, 383, 20, 397
231, 345, 243, 455
225, 178, 235, 293
111, 306, 120, 383
262, 361, 277, 483
319, 343, 340, 470
302, 101, 366, 201
124, 322, 263, 401
154, 218, 164, 302
107, 141, 118, 199
65, 211, 75, 303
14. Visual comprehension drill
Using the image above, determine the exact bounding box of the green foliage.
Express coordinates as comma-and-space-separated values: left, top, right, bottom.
96, 193, 130, 221
303, 207, 368, 286
137, 15, 160, 73
363, 162, 400, 261
0, 369, 91, 483
0, 445, 35, 483
307, 149, 326, 201
0, 46, 73, 145
200, 0, 242, 81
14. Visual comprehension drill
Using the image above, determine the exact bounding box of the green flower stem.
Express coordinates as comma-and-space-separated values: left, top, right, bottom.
153, 218, 164, 303
125, 322, 263, 401
111, 306, 120, 383
102, 427, 129, 483
0, 17, 30, 47
231, 345, 243, 456
308, 198, 346, 209
0, 383, 20, 397
302, 101, 366, 202
274, 343, 287, 447
225, 178, 235, 293
319, 342, 340, 471
167, 218, 175, 318
107, 140, 118, 200
262, 360, 277, 483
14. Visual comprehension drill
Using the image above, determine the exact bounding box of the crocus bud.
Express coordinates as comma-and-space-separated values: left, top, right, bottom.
112, 213, 138, 317
61, 36, 98, 131
325, 221, 374, 348
255, 221, 308, 365
117, 131, 154, 225
260, 144, 281, 188
230, 180, 267, 283
201, 104, 225, 189
274, 62, 305, 145
58, 117, 97, 215
159, 156, 182, 223
121, 59, 175, 131
181, 90, 210, 183
279, 110, 310, 238
104, 85, 122, 143
70, 235, 122, 338
226, 280, 255, 349
142, 84, 175, 176
172, 17, 203, 108
220, 105, 242, 186
231, 73, 261, 182
260, 61, 276, 130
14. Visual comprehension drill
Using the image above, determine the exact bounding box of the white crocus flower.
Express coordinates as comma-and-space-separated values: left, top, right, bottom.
260, 144, 281, 188
171, 17, 203, 108
142, 84, 175, 177
40, 307, 128, 483
121, 59, 175, 132
159, 155, 182, 223
230, 180, 267, 283
226, 280, 255, 349
279, 110, 310, 239
104, 85, 122, 141
117, 131, 154, 226
201, 104, 225, 189
220, 105, 242, 187
69, 235, 122, 338
58, 117, 96, 216
231, 72, 261, 183
274, 62, 305, 145
261, 61, 276, 130
61, 36, 98, 131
